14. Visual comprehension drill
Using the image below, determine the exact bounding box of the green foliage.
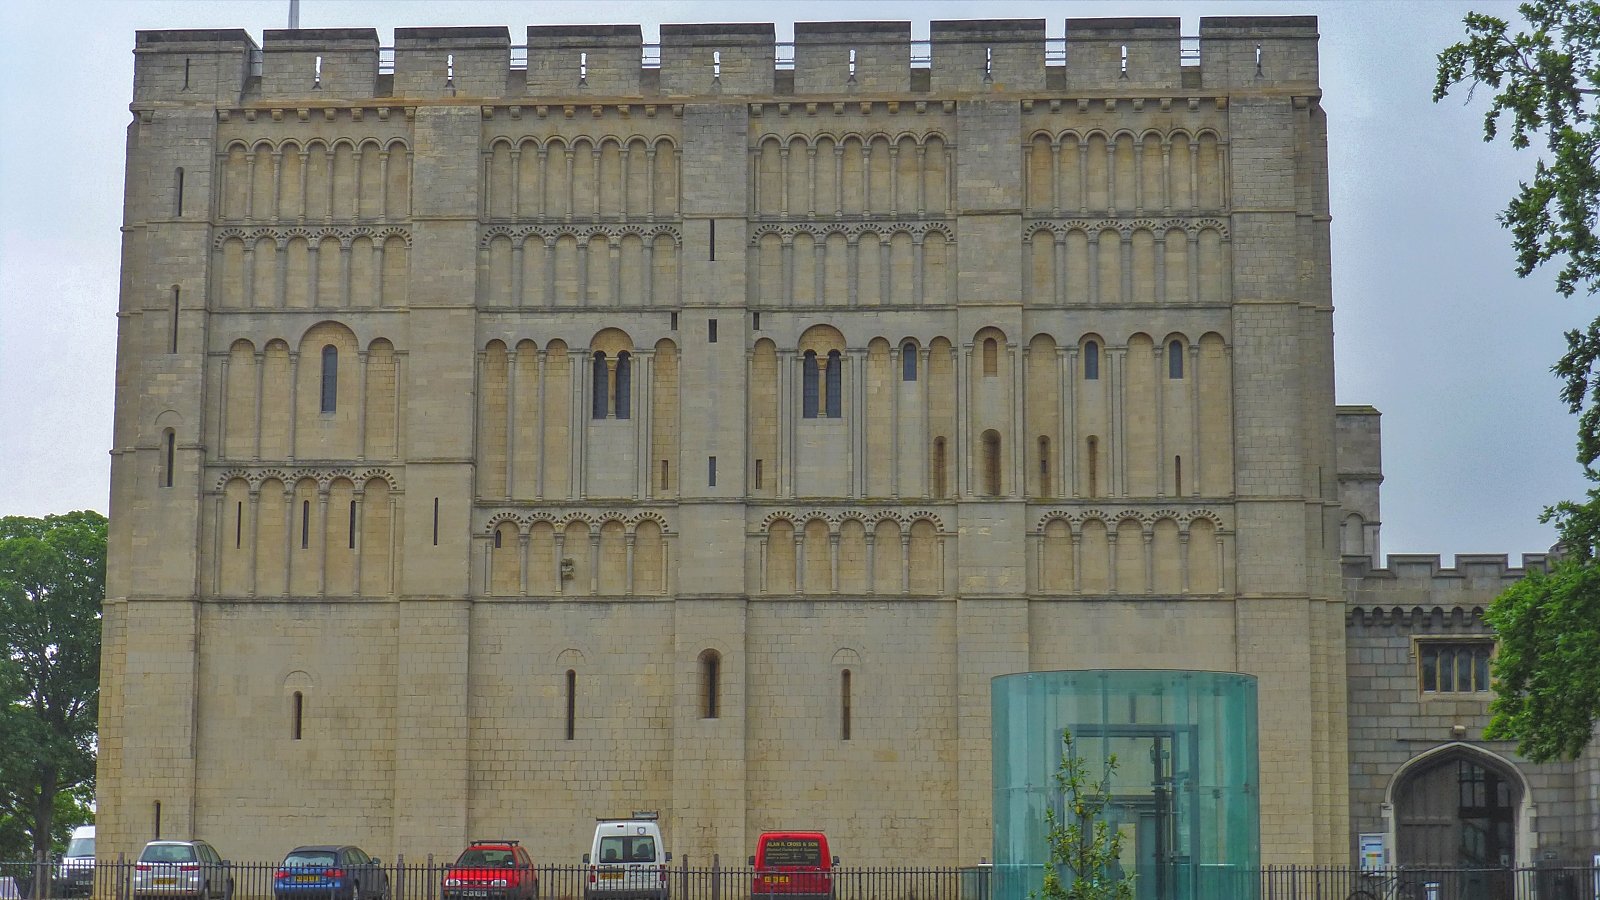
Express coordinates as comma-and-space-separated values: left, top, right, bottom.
0, 511, 105, 861
1033, 730, 1134, 900
1437, 1, 1600, 761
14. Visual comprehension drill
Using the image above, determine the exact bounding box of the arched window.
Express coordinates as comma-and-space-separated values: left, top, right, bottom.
1083, 341, 1100, 380
933, 437, 948, 498
982, 430, 1002, 496
592, 352, 609, 418
982, 338, 998, 376
320, 345, 338, 412
161, 429, 175, 488
802, 351, 820, 418
1168, 340, 1184, 378
615, 351, 631, 419
493, 528, 503, 549
700, 650, 721, 719
902, 342, 918, 381
825, 350, 842, 418
840, 669, 853, 740
564, 670, 577, 740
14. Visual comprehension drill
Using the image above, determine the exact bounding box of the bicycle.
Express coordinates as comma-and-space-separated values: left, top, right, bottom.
1346, 870, 1420, 900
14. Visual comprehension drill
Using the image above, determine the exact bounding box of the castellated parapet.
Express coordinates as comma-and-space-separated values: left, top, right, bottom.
132, 17, 1320, 104
106, 14, 1349, 875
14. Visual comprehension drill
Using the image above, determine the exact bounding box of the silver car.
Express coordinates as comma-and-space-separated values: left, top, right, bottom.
133, 841, 232, 900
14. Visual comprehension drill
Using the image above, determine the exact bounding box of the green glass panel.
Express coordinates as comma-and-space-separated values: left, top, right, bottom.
991, 670, 1259, 900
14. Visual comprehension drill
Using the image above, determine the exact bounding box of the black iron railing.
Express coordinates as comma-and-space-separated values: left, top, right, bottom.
2, 861, 1596, 900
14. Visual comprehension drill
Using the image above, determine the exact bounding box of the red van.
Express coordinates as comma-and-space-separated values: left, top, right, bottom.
748, 832, 837, 900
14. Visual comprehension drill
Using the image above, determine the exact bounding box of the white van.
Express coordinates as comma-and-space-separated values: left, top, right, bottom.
582, 813, 669, 900
58, 826, 95, 897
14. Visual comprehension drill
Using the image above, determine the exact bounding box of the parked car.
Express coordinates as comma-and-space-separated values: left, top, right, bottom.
58, 826, 96, 897
749, 832, 837, 900
132, 840, 232, 900
583, 813, 669, 900
273, 846, 388, 900
443, 840, 538, 900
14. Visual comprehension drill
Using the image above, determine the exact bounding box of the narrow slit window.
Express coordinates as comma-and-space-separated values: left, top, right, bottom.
802, 351, 820, 418
235, 501, 243, 548
579, 51, 588, 83
1038, 436, 1051, 492
753, 312, 761, 331
713, 49, 722, 79
169, 287, 180, 353
1120, 44, 1129, 75
902, 342, 918, 381
313, 55, 323, 88
174, 168, 185, 217
320, 345, 338, 413
708, 455, 718, 487
564, 670, 577, 740
755, 459, 764, 489
670, 311, 678, 330
1084, 341, 1100, 380
153, 801, 162, 840
708, 318, 718, 343
825, 350, 842, 418
709, 220, 716, 261
291, 691, 303, 740
161, 429, 175, 488
933, 437, 948, 498
660, 460, 670, 490
848, 48, 858, 81
494, 527, 502, 549
1168, 340, 1184, 379
301, 500, 310, 549
1175, 455, 1183, 495
592, 352, 609, 418
700, 650, 721, 719
432, 497, 440, 546
840, 669, 852, 740
347, 499, 356, 549
446, 53, 455, 84
1087, 436, 1100, 498
982, 338, 998, 376
183, 58, 191, 90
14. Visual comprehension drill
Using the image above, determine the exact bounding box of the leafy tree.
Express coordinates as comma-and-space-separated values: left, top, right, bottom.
1034, 729, 1134, 900
0, 511, 105, 864
1435, 1, 1600, 761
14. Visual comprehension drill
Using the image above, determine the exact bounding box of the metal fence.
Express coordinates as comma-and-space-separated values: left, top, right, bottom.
2, 861, 1596, 900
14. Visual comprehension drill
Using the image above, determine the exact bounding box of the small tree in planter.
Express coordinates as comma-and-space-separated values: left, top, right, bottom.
1034, 729, 1136, 900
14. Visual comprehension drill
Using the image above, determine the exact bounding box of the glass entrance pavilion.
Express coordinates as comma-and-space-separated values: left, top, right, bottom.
991, 670, 1259, 900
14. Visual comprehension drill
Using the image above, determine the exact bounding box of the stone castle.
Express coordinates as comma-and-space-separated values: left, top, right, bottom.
100, 16, 1598, 872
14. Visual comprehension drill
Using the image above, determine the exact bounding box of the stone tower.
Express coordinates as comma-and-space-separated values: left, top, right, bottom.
101, 17, 1346, 866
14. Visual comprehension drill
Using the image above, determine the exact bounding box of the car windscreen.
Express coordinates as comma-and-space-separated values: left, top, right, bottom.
456, 850, 514, 867
66, 839, 95, 858
760, 840, 821, 868
284, 851, 338, 867
597, 836, 656, 863
140, 845, 197, 864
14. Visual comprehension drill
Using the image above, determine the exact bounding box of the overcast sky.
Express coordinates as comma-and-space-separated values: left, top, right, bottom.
0, 0, 1584, 565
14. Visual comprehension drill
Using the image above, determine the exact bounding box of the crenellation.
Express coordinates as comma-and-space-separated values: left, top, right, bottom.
1063, 18, 1181, 91
1197, 16, 1320, 91
259, 28, 380, 101
794, 22, 912, 95
930, 19, 1046, 94
659, 24, 777, 97
393, 27, 512, 99
526, 25, 644, 97
134, 29, 257, 106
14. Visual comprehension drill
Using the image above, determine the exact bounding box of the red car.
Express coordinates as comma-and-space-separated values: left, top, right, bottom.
749, 832, 837, 900
443, 841, 538, 900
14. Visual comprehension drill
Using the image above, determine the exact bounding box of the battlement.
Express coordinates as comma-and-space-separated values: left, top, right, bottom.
1343, 552, 1553, 628
1343, 551, 1553, 585
132, 16, 1319, 105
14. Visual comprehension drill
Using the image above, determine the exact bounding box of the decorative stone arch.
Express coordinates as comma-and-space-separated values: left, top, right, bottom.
1381, 742, 1536, 868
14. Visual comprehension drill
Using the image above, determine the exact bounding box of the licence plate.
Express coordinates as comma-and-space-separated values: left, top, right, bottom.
297, 875, 322, 883
156, 878, 177, 886
599, 873, 623, 881
767, 877, 790, 885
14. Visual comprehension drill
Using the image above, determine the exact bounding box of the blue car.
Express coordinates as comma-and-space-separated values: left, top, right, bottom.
273, 846, 388, 900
